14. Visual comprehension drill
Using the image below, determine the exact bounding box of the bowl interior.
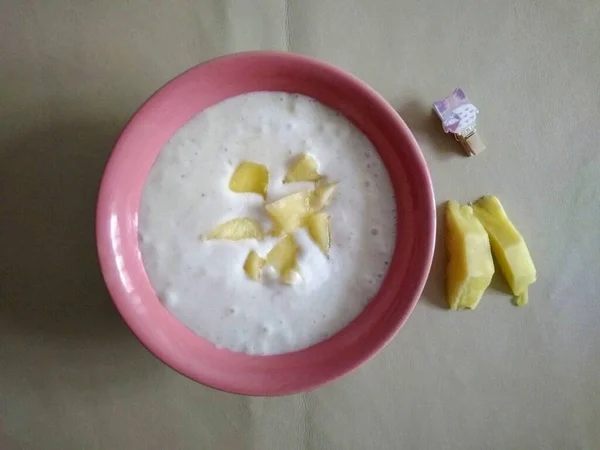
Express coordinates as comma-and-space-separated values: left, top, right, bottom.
97, 52, 435, 395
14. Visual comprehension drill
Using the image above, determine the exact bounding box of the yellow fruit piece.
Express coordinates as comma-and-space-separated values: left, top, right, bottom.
265, 190, 312, 234
229, 161, 269, 198
446, 201, 495, 310
473, 196, 536, 306
265, 183, 338, 234
266, 235, 299, 276
306, 213, 331, 256
310, 182, 338, 212
269, 224, 285, 238
204, 218, 264, 241
284, 153, 321, 183
243, 250, 266, 281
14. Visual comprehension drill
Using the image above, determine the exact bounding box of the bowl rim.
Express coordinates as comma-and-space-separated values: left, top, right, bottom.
96, 50, 435, 395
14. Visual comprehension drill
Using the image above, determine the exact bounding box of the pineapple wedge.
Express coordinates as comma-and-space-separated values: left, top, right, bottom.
473, 196, 536, 306
446, 201, 495, 310
265, 183, 338, 234
204, 218, 264, 241
229, 161, 269, 198
266, 235, 299, 277
265, 190, 312, 234
243, 250, 266, 281
310, 182, 338, 212
284, 153, 321, 183
306, 213, 331, 256
269, 224, 285, 238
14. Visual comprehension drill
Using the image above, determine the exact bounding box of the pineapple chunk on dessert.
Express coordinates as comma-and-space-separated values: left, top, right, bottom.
266, 235, 300, 283
284, 153, 321, 183
265, 183, 337, 234
306, 212, 331, 256
243, 250, 266, 281
204, 218, 264, 241
229, 161, 269, 198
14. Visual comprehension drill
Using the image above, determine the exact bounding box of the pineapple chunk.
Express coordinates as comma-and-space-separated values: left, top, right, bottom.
243, 250, 266, 281
204, 218, 264, 241
229, 161, 269, 198
269, 224, 285, 238
473, 196, 536, 306
306, 213, 331, 256
265, 190, 312, 234
266, 235, 299, 277
264, 183, 338, 234
446, 201, 495, 310
284, 153, 321, 183
310, 182, 338, 212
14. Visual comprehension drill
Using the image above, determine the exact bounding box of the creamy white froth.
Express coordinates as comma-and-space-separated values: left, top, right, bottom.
139, 92, 397, 355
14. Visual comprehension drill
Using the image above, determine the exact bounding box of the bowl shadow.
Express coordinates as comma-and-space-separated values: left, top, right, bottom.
0, 120, 126, 339
0, 119, 170, 393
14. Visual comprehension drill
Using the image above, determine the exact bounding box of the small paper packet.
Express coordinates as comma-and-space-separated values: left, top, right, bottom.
433, 88, 485, 156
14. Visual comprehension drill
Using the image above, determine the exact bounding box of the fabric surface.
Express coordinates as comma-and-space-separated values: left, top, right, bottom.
1, 1, 599, 449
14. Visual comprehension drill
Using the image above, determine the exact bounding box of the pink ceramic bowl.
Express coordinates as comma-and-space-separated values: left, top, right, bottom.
96, 51, 435, 395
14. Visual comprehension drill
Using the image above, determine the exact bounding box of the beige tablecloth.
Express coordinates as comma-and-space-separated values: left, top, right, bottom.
2, 1, 599, 449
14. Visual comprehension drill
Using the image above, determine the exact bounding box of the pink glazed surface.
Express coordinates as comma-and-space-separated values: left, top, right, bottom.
96, 51, 435, 395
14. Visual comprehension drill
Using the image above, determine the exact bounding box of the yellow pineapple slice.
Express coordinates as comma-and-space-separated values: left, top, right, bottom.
310, 182, 338, 212
204, 218, 264, 241
243, 250, 266, 281
306, 213, 331, 256
269, 223, 285, 238
264, 183, 338, 235
266, 235, 299, 277
284, 153, 321, 183
446, 201, 495, 310
265, 190, 312, 234
229, 161, 269, 198
473, 196, 536, 306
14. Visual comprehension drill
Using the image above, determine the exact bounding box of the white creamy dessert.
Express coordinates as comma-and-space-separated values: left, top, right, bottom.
139, 92, 397, 355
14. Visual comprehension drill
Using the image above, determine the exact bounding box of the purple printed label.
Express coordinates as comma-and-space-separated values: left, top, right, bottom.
433, 88, 479, 135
